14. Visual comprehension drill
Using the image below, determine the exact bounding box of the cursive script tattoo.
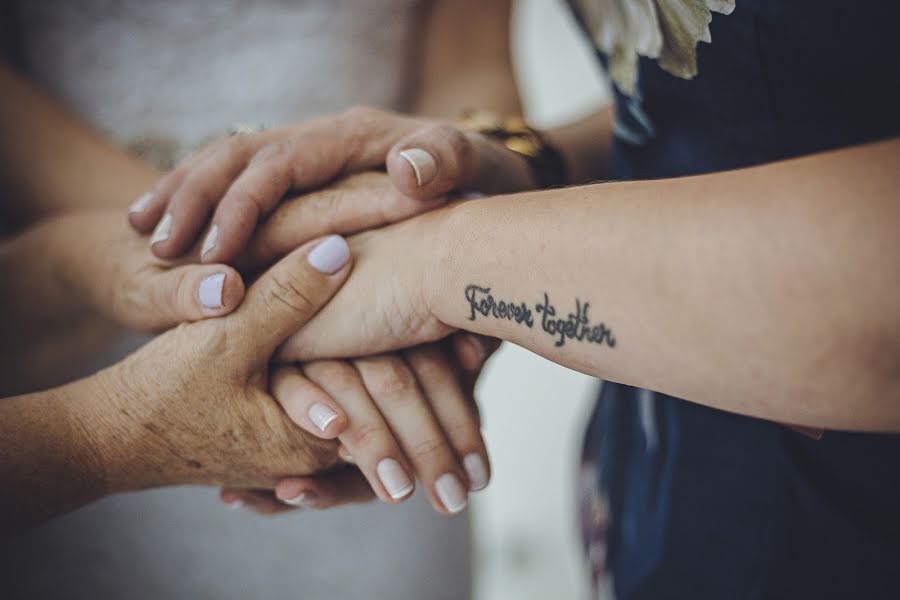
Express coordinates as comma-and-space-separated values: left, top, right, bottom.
464, 284, 616, 349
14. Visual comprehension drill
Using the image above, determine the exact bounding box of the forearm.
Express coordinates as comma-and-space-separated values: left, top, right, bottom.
0, 64, 160, 227
0, 213, 131, 394
0, 377, 115, 531
429, 138, 900, 430
543, 104, 615, 184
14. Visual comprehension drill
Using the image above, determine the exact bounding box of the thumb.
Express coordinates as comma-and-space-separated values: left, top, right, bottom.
137, 263, 245, 331
385, 123, 535, 200
227, 235, 351, 359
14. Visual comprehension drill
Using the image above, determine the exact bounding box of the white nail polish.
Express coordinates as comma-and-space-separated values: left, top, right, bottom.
226, 500, 244, 510
199, 272, 226, 309
201, 224, 218, 257
282, 491, 318, 507
129, 192, 153, 214
435, 473, 468, 514
307, 235, 350, 274
150, 212, 173, 246
463, 453, 489, 491
377, 458, 414, 500
308, 403, 338, 433
398, 148, 438, 187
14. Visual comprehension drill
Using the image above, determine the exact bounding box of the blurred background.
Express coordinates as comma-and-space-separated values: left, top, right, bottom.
471, 2, 609, 600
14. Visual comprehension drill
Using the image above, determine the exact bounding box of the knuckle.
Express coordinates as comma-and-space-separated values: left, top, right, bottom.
407, 351, 448, 382
263, 271, 316, 316
348, 422, 392, 452
306, 361, 360, 396
363, 358, 417, 398
408, 436, 447, 464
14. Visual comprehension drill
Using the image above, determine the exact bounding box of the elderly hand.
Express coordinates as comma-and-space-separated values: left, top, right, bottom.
127, 107, 535, 264
87, 235, 355, 491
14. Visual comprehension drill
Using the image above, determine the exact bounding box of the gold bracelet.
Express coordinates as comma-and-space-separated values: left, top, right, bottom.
456, 109, 567, 188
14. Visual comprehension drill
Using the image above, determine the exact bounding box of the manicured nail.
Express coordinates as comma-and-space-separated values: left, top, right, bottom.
129, 192, 153, 214
377, 458, 414, 500
338, 446, 355, 463
399, 148, 437, 187
150, 212, 173, 246
308, 403, 338, 433
463, 453, 489, 491
282, 491, 318, 508
435, 473, 468, 514
198, 272, 226, 309
459, 190, 486, 200
201, 224, 218, 257
307, 235, 350, 274
226, 499, 244, 510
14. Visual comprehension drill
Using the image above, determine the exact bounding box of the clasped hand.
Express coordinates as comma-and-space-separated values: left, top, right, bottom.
121, 107, 534, 516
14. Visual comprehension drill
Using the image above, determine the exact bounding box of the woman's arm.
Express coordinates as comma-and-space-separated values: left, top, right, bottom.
281, 138, 900, 431
1, 239, 354, 532
0, 64, 160, 227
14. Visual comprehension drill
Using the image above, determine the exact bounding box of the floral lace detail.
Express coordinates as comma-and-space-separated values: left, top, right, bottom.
570, 0, 735, 97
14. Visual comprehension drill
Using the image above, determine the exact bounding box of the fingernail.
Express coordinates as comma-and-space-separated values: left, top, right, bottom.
283, 490, 318, 508
308, 403, 338, 433
463, 453, 489, 491
150, 212, 173, 246
199, 272, 226, 309
338, 446, 355, 463
435, 473, 468, 514
399, 148, 437, 187
459, 190, 486, 200
129, 192, 153, 214
226, 499, 244, 510
307, 235, 350, 274
377, 458, 414, 500
201, 224, 218, 257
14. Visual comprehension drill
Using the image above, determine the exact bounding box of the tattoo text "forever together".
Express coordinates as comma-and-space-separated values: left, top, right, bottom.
464, 284, 616, 348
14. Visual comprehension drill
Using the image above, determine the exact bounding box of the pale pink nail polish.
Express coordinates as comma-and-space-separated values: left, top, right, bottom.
377, 458, 414, 500
435, 473, 467, 514
308, 403, 338, 433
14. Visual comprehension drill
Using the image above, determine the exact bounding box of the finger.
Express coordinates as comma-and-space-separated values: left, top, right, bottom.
228, 235, 351, 360
451, 332, 502, 373
271, 363, 347, 438
149, 135, 263, 259
354, 355, 470, 515
385, 124, 535, 200
219, 488, 297, 516
239, 173, 444, 270
405, 345, 491, 492
136, 263, 245, 331
202, 108, 424, 264
275, 468, 375, 509
303, 360, 416, 505
128, 141, 220, 233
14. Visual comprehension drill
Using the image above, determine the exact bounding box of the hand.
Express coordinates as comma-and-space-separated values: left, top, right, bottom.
128, 106, 534, 264
86, 235, 355, 492
220, 333, 500, 517
43, 211, 246, 333
275, 205, 457, 363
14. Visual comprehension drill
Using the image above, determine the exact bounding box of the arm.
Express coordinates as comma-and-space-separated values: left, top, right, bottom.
0, 239, 353, 532
0, 64, 159, 227
413, 0, 520, 116
282, 138, 900, 431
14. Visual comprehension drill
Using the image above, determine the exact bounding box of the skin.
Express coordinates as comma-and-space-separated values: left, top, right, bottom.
0, 239, 358, 532
150, 101, 900, 431
1, 0, 518, 515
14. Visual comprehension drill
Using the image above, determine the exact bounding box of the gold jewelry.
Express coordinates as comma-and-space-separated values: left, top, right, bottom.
456, 109, 567, 188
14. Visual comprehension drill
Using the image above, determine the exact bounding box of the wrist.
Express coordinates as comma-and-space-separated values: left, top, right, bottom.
71, 365, 160, 494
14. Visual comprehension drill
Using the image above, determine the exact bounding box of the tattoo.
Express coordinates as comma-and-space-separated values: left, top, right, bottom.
464, 284, 616, 349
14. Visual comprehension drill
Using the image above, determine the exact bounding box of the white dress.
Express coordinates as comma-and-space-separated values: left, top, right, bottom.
0, 2, 470, 599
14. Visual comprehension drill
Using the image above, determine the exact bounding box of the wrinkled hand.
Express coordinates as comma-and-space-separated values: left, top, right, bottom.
47, 211, 246, 333
89, 235, 356, 492
128, 106, 534, 264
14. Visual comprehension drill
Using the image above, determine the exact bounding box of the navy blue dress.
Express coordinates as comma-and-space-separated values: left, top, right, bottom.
568, 2, 900, 598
